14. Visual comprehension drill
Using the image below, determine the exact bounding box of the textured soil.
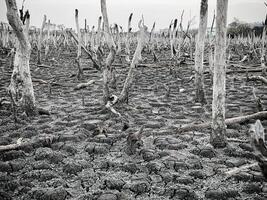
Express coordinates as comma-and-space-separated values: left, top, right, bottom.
0, 45, 267, 200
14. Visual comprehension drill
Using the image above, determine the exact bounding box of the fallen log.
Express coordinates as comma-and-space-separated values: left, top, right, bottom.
37, 107, 50, 115
230, 63, 260, 70
51, 82, 75, 87
203, 67, 267, 75
224, 162, 259, 176
32, 78, 48, 84
178, 111, 267, 133
0, 132, 86, 152
226, 68, 267, 74
31, 63, 52, 68
0, 138, 23, 152
73, 80, 95, 90
247, 75, 267, 85
227, 138, 249, 143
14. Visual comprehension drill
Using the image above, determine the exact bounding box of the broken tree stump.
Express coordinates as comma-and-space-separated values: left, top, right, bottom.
126, 126, 144, 155
73, 80, 95, 90
250, 120, 267, 178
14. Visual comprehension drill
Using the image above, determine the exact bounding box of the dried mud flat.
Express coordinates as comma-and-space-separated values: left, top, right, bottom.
0, 46, 267, 200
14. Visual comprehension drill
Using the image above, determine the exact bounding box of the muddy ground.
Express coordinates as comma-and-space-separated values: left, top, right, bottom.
0, 45, 267, 200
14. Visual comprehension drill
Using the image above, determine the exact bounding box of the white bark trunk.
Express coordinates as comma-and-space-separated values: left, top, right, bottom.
101, 0, 116, 103
75, 9, 83, 79
194, 0, 208, 104
118, 20, 147, 103
6, 0, 36, 116
211, 0, 228, 148
261, 26, 266, 67
37, 14, 46, 64
96, 16, 102, 50
44, 19, 50, 59
125, 13, 133, 63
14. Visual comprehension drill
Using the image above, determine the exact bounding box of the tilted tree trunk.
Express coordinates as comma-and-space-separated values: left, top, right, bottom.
178, 111, 267, 133
117, 20, 147, 103
75, 9, 83, 79
37, 14, 46, 64
101, 0, 117, 104
5, 0, 36, 116
211, 0, 228, 148
194, 0, 208, 104
178, 11, 184, 58
67, 29, 101, 71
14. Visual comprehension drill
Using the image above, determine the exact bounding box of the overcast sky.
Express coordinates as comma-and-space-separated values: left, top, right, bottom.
0, 0, 266, 31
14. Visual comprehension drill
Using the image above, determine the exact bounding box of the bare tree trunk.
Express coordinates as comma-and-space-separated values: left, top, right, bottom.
117, 20, 147, 103
44, 19, 50, 60
178, 11, 184, 58
95, 16, 102, 51
125, 13, 133, 63
115, 24, 122, 55
5, 0, 36, 116
208, 12, 215, 77
90, 26, 96, 51
101, 0, 116, 103
169, 19, 177, 59
261, 25, 266, 67
194, 0, 208, 104
75, 9, 83, 79
84, 19, 88, 47
211, 0, 228, 148
37, 14, 46, 64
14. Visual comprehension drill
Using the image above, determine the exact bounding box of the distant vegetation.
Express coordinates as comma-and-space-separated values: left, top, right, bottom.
227, 18, 265, 38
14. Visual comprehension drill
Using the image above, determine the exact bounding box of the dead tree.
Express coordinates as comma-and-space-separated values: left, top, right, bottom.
44, 19, 50, 60
5, 0, 36, 116
84, 19, 88, 47
194, 0, 208, 104
96, 16, 102, 51
208, 10, 215, 76
103, 19, 148, 118
115, 24, 122, 55
75, 9, 83, 79
117, 20, 148, 103
126, 126, 144, 155
211, 0, 228, 148
67, 30, 101, 70
177, 10, 184, 58
148, 22, 158, 62
261, 15, 267, 67
125, 13, 133, 63
252, 87, 264, 112
250, 120, 267, 178
101, 0, 117, 103
37, 14, 46, 64
170, 19, 177, 59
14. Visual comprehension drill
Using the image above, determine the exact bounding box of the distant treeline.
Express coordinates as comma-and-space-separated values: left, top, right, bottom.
227, 18, 265, 38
